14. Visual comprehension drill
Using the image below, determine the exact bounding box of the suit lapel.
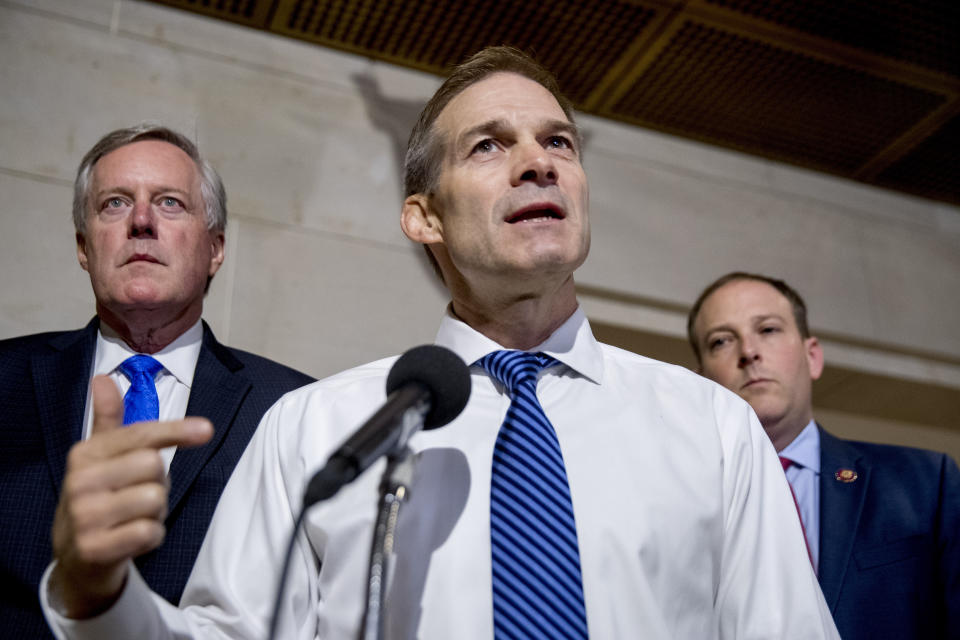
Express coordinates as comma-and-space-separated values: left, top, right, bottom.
32, 319, 99, 493
817, 425, 870, 611
167, 323, 250, 517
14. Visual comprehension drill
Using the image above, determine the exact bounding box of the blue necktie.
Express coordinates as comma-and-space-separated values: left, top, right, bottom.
118, 355, 163, 425
477, 350, 589, 640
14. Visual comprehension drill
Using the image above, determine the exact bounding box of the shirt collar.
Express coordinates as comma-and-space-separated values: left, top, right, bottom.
95, 319, 204, 388
779, 419, 821, 473
434, 305, 604, 384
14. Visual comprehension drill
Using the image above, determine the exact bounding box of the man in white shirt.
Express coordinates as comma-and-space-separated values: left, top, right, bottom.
687, 271, 960, 639
43, 50, 838, 639
0, 125, 312, 638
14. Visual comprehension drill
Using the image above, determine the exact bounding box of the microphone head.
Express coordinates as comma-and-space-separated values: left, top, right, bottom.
386, 345, 471, 430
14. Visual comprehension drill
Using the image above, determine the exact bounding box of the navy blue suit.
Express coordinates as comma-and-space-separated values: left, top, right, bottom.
0, 318, 313, 639
818, 426, 960, 639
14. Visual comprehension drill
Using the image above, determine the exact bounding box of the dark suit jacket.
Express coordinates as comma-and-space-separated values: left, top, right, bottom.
0, 318, 313, 638
818, 426, 960, 639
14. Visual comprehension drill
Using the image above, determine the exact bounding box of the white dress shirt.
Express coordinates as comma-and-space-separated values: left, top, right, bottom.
83, 320, 203, 472
43, 308, 838, 639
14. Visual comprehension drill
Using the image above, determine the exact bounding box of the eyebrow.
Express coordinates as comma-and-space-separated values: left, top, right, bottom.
455, 119, 509, 152
93, 186, 191, 201
702, 313, 786, 339
752, 313, 786, 324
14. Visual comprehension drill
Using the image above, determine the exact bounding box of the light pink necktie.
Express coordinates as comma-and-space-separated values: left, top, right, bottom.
779, 456, 815, 569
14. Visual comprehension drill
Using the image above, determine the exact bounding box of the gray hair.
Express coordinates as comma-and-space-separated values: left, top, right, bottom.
73, 124, 226, 236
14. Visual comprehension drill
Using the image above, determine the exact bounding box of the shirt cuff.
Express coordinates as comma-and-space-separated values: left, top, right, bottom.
40, 560, 158, 639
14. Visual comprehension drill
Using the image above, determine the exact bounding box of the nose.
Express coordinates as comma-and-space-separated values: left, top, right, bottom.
511, 140, 558, 187
128, 200, 156, 239
737, 338, 760, 368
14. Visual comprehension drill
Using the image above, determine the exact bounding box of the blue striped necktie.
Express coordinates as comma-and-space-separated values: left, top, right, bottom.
118, 355, 163, 425
476, 350, 589, 640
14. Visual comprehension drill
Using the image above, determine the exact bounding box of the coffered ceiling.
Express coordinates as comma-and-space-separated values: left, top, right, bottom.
147, 0, 959, 207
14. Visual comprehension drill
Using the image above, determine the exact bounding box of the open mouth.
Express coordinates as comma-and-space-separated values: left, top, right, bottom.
506, 205, 565, 224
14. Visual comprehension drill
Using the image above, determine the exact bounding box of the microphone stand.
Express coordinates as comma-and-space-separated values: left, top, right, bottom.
358, 419, 422, 640
269, 410, 425, 640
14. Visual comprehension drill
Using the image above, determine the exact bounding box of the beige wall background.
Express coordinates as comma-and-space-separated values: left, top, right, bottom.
2, 0, 958, 462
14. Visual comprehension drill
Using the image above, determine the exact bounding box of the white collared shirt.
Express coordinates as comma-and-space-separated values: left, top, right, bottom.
83, 319, 203, 472
43, 308, 838, 639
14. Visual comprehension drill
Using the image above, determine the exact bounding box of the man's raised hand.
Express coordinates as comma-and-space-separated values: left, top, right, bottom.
49, 375, 213, 618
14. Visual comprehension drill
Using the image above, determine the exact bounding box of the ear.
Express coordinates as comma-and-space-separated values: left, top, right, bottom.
805, 336, 824, 381
208, 231, 225, 278
76, 233, 89, 272
400, 194, 443, 245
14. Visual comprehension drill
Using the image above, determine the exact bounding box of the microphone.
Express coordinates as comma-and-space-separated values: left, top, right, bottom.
303, 345, 471, 507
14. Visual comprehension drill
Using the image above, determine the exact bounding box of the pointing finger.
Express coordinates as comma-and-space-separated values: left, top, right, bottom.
80, 418, 214, 462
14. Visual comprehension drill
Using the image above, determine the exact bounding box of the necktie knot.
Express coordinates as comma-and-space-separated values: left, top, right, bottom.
118, 355, 163, 425
475, 350, 558, 395
779, 456, 794, 472
119, 354, 163, 381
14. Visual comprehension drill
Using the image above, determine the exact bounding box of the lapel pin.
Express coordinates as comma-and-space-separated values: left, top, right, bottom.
835, 468, 858, 483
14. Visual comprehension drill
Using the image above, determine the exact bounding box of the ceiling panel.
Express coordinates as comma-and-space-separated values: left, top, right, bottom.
604, 19, 948, 174
874, 112, 960, 202
705, 0, 960, 76
151, 0, 273, 26
271, 0, 661, 106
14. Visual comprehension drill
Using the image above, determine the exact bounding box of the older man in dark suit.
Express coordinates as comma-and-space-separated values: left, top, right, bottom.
688, 271, 960, 639
0, 124, 313, 638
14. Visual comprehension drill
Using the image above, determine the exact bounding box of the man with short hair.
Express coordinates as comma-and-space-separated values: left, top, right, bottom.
0, 124, 313, 638
42, 50, 838, 639
688, 271, 960, 639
